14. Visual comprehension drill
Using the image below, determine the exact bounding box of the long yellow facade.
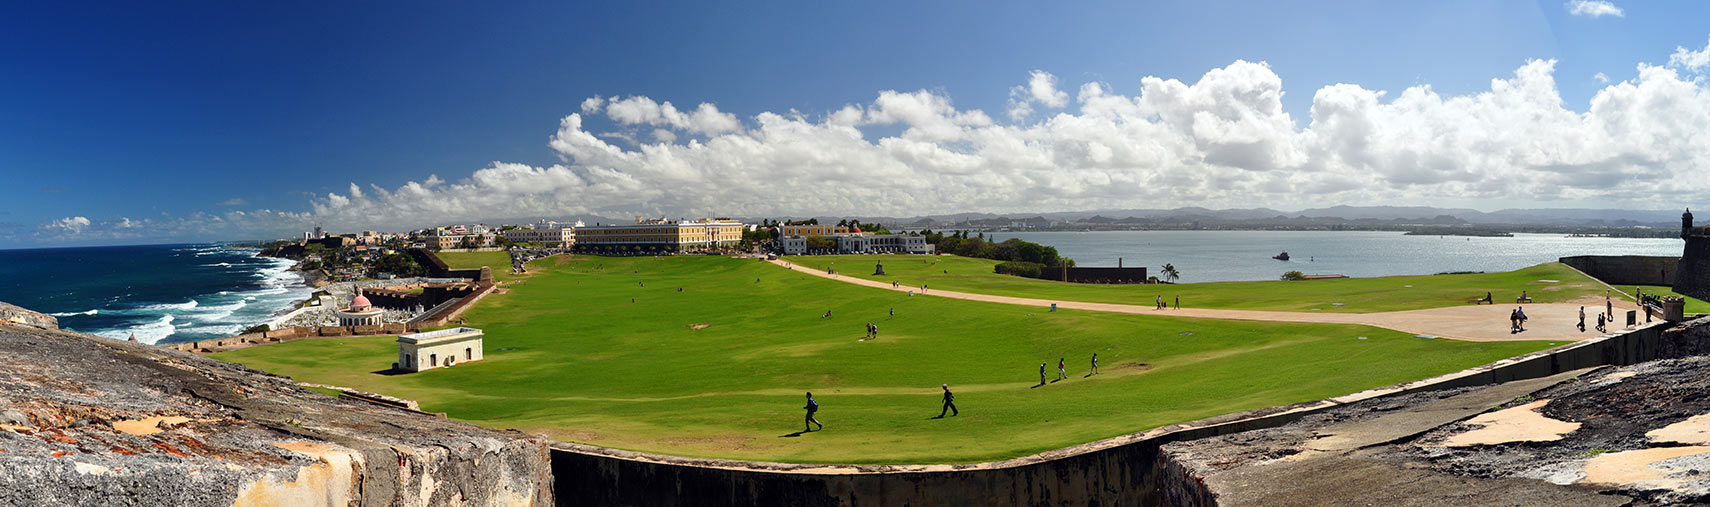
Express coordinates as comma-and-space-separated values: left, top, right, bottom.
575, 219, 745, 250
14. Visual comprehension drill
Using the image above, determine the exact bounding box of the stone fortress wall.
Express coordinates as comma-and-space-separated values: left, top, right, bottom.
1558, 255, 1679, 286
0, 301, 58, 330
1678, 211, 1710, 301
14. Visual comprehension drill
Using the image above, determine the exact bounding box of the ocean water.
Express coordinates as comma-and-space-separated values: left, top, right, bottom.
0, 244, 311, 345
986, 231, 1688, 283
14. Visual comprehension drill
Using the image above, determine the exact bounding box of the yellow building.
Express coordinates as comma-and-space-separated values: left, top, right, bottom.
780, 224, 851, 237
575, 218, 745, 252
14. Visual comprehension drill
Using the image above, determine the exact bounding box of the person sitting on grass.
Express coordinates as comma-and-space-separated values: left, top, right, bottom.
803, 392, 823, 432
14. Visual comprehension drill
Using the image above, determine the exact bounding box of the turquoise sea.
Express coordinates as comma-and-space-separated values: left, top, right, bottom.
987, 231, 1686, 283
0, 244, 310, 345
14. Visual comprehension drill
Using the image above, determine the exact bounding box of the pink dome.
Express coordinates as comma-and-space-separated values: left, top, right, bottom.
350, 294, 372, 310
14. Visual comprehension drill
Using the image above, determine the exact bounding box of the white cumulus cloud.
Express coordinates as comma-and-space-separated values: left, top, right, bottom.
19, 37, 1710, 245
1567, 0, 1624, 18
1671, 35, 1710, 74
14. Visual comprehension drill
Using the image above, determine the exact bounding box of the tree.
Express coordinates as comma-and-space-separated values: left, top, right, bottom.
374, 252, 425, 277
1160, 263, 1180, 283
1281, 271, 1306, 281
805, 235, 836, 252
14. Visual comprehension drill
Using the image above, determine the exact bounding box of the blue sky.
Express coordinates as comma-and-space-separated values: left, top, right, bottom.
4, 0, 1710, 247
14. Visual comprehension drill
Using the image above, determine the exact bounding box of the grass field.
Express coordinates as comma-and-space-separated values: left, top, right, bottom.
435, 251, 521, 281
785, 255, 1615, 313
212, 255, 1557, 464
1633, 285, 1710, 314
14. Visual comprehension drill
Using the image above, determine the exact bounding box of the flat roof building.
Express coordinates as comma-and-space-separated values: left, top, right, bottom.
575, 218, 744, 252
397, 327, 484, 372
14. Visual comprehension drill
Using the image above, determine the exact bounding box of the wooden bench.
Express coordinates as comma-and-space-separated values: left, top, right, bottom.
1516, 296, 1533, 303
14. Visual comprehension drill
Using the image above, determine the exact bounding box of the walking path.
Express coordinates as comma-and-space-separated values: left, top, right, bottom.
768, 259, 1657, 342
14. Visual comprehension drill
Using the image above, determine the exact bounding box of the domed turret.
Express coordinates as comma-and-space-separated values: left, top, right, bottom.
1686, 208, 1696, 239
350, 293, 372, 311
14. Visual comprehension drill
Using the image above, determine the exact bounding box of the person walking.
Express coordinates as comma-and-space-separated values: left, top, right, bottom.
1517, 306, 1528, 331
1039, 362, 1047, 386
939, 384, 958, 417
1509, 308, 1520, 333
1578, 306, 1586, 332
1057, 358, 1067, 380
871, 323, 878, 339
1090, 353, 1099, 375
1175, 296, 1179, 310
889, 307, 894, 318
1607, 295, 1614, 321
803, 392, 823, 432
1596, 312, 1607, 333
1156, 296, 1163, 310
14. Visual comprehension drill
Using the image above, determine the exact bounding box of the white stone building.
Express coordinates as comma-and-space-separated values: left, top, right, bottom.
396, 327, 484, 372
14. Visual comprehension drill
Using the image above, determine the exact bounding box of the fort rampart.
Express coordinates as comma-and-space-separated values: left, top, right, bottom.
1040, 266, 1150, 284
1678, 233, 1710, 301
549, 317, 1709, 506
1558, 255, 1679, 286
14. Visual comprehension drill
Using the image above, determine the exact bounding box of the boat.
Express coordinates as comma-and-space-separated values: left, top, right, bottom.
1273, 252, 1290, 261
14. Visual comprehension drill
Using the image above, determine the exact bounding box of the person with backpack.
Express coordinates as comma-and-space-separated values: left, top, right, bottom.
939, 384, 958, 417
803, 392, 823, 432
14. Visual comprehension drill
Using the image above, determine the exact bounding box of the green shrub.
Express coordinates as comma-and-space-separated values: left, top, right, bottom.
1281, 271, 1306, 281
994, 261, 1045, 278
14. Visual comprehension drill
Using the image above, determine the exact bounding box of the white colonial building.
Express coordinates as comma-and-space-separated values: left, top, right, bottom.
396, 327, 484, 372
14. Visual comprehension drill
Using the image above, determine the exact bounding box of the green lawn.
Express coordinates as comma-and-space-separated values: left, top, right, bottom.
786, 255, 1615, 313
213, 255, 1556, 464
1633, 285, 1710, 314
435, 250, 521, 281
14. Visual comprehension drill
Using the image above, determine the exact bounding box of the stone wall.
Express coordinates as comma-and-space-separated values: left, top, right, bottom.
0, 324, 553, 505
1039, 266, 1150, 284
164, 323, 413, 353
0, 300, 57, 330
548, 318, 1707, 506
1677, 236, 1710, 302
1558, 255, 1680, 286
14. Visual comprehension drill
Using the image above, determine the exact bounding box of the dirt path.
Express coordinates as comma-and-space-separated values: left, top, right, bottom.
769, 259, 1658, 342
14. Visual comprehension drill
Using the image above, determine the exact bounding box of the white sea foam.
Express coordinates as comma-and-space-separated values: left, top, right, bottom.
189, 301, 248, 322
136, 299, 199, 311
180, 324, 243, 336
94, 315, 176, 344
48, 309, 99, 317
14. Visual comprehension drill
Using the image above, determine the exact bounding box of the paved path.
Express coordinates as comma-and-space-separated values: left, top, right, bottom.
769, 259, 1658, 342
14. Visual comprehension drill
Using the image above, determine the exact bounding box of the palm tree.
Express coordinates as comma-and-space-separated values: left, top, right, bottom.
1160, 263, 1180, 284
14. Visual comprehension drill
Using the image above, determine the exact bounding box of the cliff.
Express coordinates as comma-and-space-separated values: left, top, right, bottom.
0, 321, 553, 506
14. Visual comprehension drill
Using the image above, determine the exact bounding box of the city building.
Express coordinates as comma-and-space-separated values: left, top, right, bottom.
834, 233, 933, 254
574, 218, 745, 252
396, 327, 484, 372
780, 224, 852, 237
501, 225, 576, 248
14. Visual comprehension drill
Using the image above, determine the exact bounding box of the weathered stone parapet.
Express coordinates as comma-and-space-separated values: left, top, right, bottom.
0, 300, 57, 330
0, 325, 553, 506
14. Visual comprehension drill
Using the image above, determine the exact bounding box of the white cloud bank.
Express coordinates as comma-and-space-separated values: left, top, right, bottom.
1567, 0, 1624, 18
27, 36, 1710, 243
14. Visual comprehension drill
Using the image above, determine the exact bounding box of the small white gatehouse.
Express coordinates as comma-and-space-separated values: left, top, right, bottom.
397, 327, 484, 372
